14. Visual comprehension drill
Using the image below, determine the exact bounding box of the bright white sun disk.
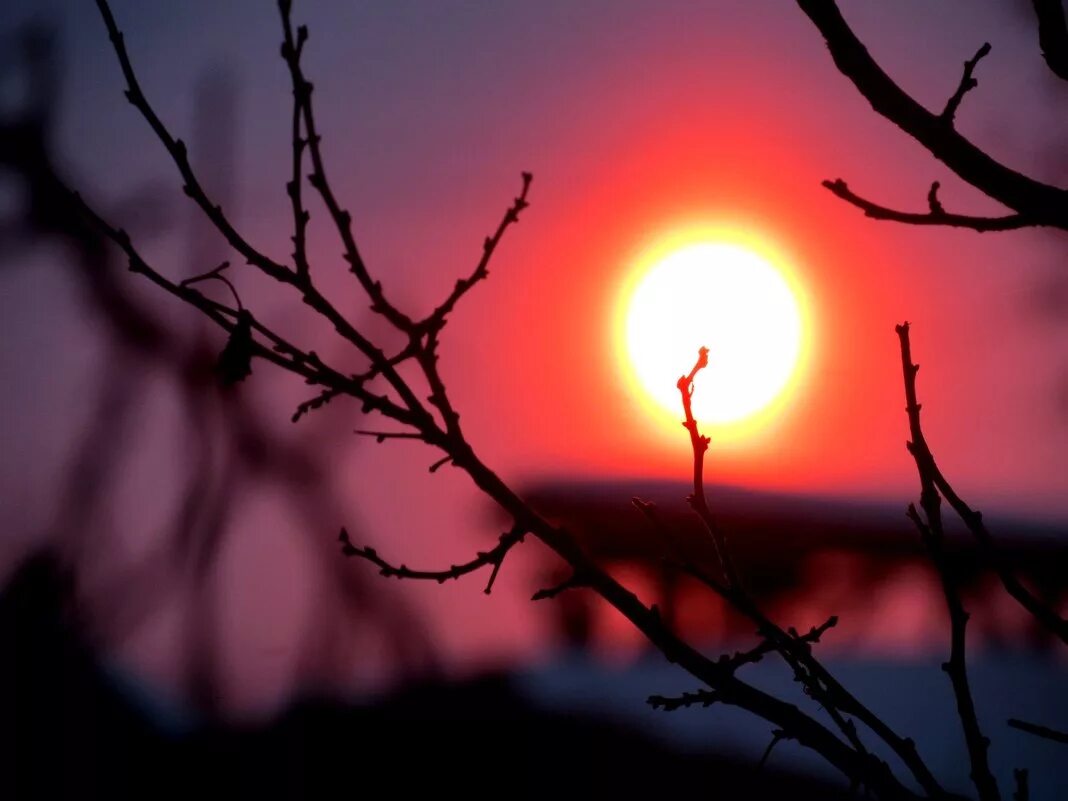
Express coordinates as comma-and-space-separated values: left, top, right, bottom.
624, 242, 803, 425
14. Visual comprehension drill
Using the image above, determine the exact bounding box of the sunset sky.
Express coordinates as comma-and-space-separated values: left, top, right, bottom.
1, 0, 1066, 713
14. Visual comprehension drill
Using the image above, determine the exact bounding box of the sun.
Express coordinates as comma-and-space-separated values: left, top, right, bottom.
621, 239, 805, 432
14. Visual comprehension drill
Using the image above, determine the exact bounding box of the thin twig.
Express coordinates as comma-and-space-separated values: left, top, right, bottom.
677, 347, 740, 588
895, 323, 1068, 644
899, 323, 1000, 801
278, 0, 311, 279
277, 0, 414, 332
291, 386, 345, 422
941, 43, 991, 125
179, 261, 243, 310
822, 179, 1033, 232
420, 171, 533, 333
531, 570, 590, 601
1007, 718, 1068, 745
338, 525, 525, 595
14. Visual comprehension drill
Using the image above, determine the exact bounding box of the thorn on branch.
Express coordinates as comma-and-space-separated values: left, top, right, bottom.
428, 456, 452, 473
531, 570, 589, 601
292, 386, 344, 422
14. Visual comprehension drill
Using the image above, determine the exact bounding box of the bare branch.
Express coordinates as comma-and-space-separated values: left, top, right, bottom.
427, 455, 452, 473
277, 1, 415, 332
179, 261, 243, 310
822, 179, 1034, 232
941, 42, 991, 125
898, 323, 1000, 801
421, 172, 533, 333
670, 349, 943, 795
278, 0, 311, 278
716, 616, 838, 673
1007, 718, 1068, 746
1033, 0, 1068, 81
93, 0, 293, 282
896, 323, 1068, 645
677, 347, 740, 588
94, 0, 436, 428
338, 525, 525, 595
797, 0, 1068, 230
291, 386, 345, 422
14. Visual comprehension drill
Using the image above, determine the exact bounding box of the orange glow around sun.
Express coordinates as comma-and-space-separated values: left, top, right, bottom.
617, 227, 811, 443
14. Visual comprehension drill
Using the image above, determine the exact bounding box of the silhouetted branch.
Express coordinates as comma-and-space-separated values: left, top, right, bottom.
1007, 718, 1068, 745
896, 323, 1068, 645
292, 386, 345, 422
797, 0, 1068, 231
898, 323, 999, 801
715, 616, 838, 673
670, 348, 943, 797
339, 525, 525, 595
420, 171, 533, 333
822, 179, 1034, 232
1032, 0, 1068, 81
427, 456, 452, 473
180, 261, 243, 309
941, 42, 990, 125
93, 0, 293, 282
276, 0, 414, 333
278, 0, 311, 278
677, 346, 740, 588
